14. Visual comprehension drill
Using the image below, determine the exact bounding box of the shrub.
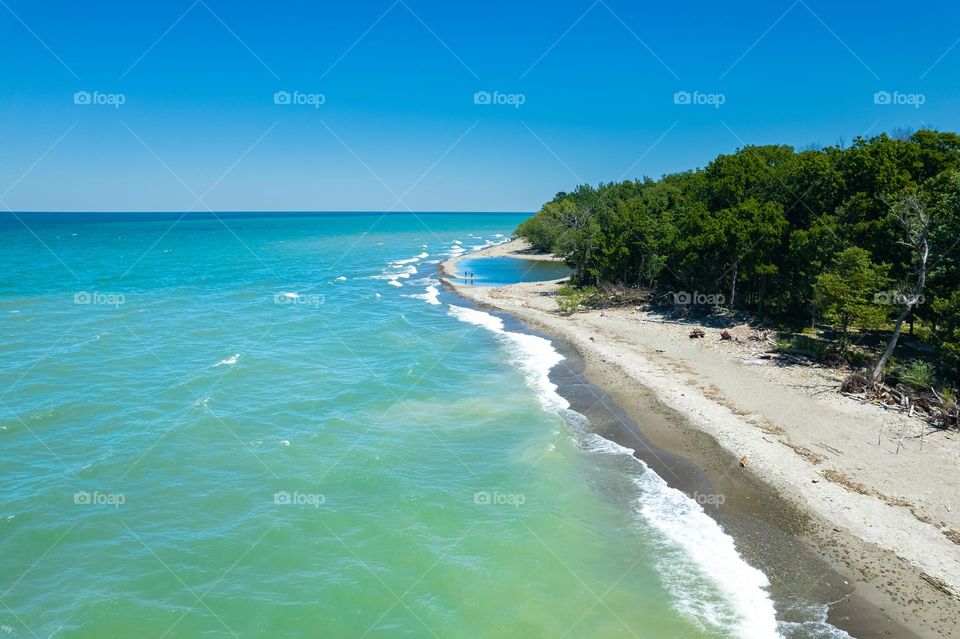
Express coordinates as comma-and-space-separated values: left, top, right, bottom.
776, 334, 831, 361
888, 359, 937, 389
556, 284, 599, 315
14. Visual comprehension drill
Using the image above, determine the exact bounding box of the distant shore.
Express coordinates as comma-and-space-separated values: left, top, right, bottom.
442, 239, 960, 639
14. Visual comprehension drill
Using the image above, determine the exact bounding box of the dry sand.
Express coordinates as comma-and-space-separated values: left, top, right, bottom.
442, 239, 960, 639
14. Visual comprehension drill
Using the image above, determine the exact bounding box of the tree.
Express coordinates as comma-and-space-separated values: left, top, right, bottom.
513, 130, 960, 378
813, 247, 889, 348
676, 199, 786, 307
932, 291, 960, 383
871, 192, 935, 382
547, 193, 600, 285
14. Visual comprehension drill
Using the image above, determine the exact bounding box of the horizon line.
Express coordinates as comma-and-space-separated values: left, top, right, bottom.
2, 209, 535, 215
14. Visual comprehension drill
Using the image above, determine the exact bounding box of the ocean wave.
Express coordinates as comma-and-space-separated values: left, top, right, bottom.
447, 303, 786, 638
447, 305, 569, 414
777, 605, 853, 639
390, 255, 424, 265
634, 464, 782, 639
214, 353, 240, 367
406, 284, 440, 305
374, 252, 428, 288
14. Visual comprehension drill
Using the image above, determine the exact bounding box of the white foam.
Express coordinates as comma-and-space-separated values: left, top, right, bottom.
634, 464, 782, 638
447, 305, 567, 414
407, 285, 440, 305
214, 353, 240, 367
373, 259, 421, 288
389, 252, 429, 266
335, 276, 347, 281
447, 303, 786, 639
279, 292, 300, 299
777, 604, 853, 638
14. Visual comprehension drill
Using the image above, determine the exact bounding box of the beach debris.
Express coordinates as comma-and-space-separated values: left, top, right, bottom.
840, 370, 959, 431
689, 328, 705, 339
739, 455, 749, 467
720, 329, 733, 341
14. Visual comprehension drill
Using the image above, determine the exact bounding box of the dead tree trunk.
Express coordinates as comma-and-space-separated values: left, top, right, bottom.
871, 194, 931, 383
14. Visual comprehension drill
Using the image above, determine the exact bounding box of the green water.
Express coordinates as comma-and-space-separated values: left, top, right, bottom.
0, 212, 844, 638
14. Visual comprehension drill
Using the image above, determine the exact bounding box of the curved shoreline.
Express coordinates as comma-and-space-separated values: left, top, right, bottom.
441, 239, 960, 639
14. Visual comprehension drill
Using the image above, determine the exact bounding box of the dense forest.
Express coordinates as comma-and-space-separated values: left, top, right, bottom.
516, 130, 960, 396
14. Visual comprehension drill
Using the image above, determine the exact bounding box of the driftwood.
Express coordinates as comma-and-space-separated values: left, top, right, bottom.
689, 328, 705, 339
841, 371, 959, 431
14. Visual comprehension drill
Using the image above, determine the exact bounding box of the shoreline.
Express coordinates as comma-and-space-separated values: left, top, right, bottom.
441, 239, 960, 639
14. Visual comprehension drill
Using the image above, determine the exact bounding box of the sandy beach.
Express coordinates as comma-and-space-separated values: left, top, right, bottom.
443, 239, 960, 639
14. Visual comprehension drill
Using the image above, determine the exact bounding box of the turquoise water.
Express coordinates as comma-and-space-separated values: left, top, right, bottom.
456, 256, 571, 286
1, 213, 843, 638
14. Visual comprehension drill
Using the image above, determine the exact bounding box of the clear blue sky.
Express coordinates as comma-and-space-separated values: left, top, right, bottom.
2, 0, 959, 212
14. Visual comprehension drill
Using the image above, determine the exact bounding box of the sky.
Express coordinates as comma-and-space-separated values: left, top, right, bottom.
2, 0, 960, 212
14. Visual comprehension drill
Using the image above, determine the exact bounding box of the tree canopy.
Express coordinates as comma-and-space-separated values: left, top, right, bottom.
516, 130, 960, 384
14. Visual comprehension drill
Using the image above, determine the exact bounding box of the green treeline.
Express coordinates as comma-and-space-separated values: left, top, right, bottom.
516, 130, 960, 385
